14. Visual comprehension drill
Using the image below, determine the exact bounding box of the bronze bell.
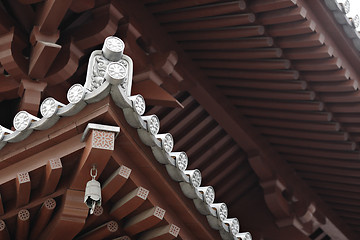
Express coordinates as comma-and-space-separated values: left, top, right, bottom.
84, 166, 102, 214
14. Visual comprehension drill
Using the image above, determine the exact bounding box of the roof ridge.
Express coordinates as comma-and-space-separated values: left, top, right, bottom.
0, 36, 250, 240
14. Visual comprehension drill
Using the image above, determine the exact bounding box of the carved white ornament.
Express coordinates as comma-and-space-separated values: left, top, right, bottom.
14, 111, 31, 131
105, 36, 125, 53
162, 133, 173, 153
107, 62, 127, 80
353, 14, 360, 28
40, 97, 57, 118
204, 186, 215, 205
0, 125, 12, 140
338, 0, 350, 14
219, 203, 228, 222
236, 232, 252, 240
89, 55, 108, 91
191, 169, 202, 188
148, 115, 160, 135
132, 95, 146, 116
176, 152, 188, 171
230, 218, 240, 236
67, 84, 85, 103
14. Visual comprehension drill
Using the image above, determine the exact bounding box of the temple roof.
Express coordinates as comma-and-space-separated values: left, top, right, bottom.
0, 36, 245, 239
1, 0, 360, 239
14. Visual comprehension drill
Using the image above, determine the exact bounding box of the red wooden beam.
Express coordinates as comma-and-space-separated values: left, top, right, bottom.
28, 41, 61, 79
0, 28, 28, 80
110, 187, 149, 220
16, 209, 30, 240
36, 0, 72, 33
0, 194, 4, 215
70, 0, 95, 13
102, 165, 131, 203
138, 224, 180, 240
18, 79, 47, 116
16, 172, 31, 208
29, 198, 56, 240
38, 189, 88, 240
0, 219, 10, 240
41, 159, 62, 197
124, 206, 166, 235
77, 221, 118, 240
132, 80, 182, 108
155, 1, 246, 23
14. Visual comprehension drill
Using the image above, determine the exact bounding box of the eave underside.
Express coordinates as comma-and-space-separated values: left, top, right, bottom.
0, 0, 360, 239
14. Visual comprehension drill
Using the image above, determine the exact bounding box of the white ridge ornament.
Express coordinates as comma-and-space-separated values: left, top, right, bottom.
147, 115, 160, 135
191, 169, 201, 188
129, 95, 146, 116
236, 232, 252, 240
142, 115, 160, 135
338, 0, 350, 13
204, 186, 215, 205
197, 186, 215, 205
211, 203, 228, 222
219, 203, 228, 222
163, 133, 174, 153
155, 133, 174, 153
105, 62, 127, 85
67, 84, 85, 104
225, 218, 240, 236
13, 111, 39, 131
0, 125, 12, 140
102, 36, 125, 61
175, 152, 188, 171
184, 169, 201, 188
40, 97, 64, 118
352, 14, 359, 28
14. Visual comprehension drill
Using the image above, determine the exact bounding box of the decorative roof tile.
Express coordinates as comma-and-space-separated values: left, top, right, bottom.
324, 0, 360, 51
0, 36, 251, 240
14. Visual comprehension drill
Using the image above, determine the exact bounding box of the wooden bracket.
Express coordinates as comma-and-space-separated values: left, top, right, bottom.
70, 123, 120, 190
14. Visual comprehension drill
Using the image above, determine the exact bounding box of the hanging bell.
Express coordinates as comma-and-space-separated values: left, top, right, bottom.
84, 166, 102, 214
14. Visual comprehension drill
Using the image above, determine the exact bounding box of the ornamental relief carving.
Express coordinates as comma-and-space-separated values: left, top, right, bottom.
91, 130, 115, 150
85, 36, 133, 95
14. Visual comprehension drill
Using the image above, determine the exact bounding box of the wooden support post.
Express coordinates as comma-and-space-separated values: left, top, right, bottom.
18, 79, 47, 116
76, 220, 118, 240
124, 206, 166, 235
110, 187, 149, 220
102, 165, 131, 203
0, 28, 28, 80
41, 159, 62, 196
0, 219, 10, 240
261, 179, 292, 225
37, 0, 73, 33
38, 189, 89, 240
29, 198, 56, 240
139, 224, 180, 240
16, 172, 31, 208
16, 209, 30, 240
28, 41, 61, 79
0, 194, 4, 215
71, 4, 124, 51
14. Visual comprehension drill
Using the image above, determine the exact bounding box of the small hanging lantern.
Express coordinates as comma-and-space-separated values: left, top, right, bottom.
84, 165, 102, 214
